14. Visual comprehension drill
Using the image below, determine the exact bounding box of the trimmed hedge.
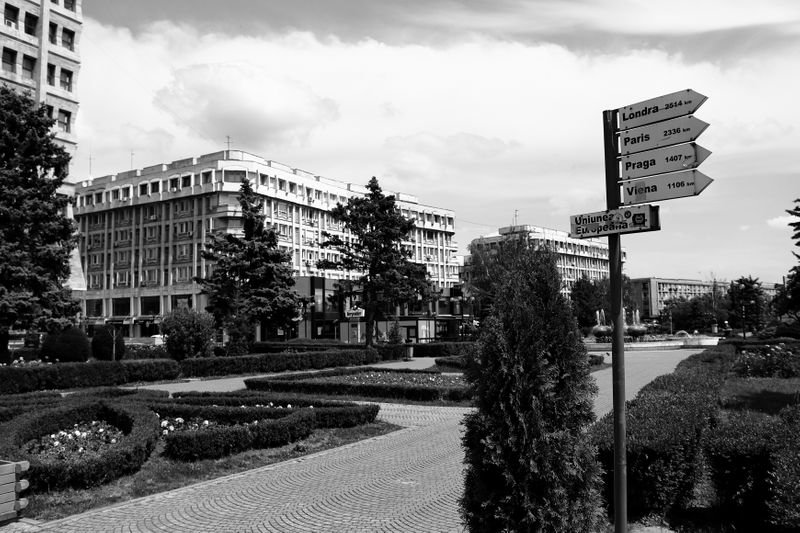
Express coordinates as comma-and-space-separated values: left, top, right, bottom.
592, 367, 723, 520
705, 410, 779, 529
245, 367, 470, 402
251, 341, 349, 353
169, 391, 381, 429
0, 398, 160, 490
0, 391, 64, 423
768, 405, 800, 531
411, 342, 475, 358
374, 344, 406, 361
162, 409, 316, 461
0, 359, 179, 394
123, 344, 168, 360
178, 348, 380, 378
434, 355, 466, 369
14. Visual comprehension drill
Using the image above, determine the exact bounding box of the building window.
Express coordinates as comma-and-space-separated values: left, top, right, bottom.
21, 55, 35, 79
202, 171, 212, 184
169, 177, 179, 191
48, 22, 57, 44
57, 110, 72, 132
61, 28, 75, 51
150, 181, 159, 193
111, 189, 119, 200
3, 5, 19, 29
59, 68, 73, 91
2, 48, 17, 74
46, 63, 55, 85
181, 175, 191, 188
139, 183, 148, 196
64, 0, 76, 11
23, 13, 37, 36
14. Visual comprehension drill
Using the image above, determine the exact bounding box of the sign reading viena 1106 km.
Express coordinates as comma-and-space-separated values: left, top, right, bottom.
569, 204, 660, 239
621, 170, 713, 206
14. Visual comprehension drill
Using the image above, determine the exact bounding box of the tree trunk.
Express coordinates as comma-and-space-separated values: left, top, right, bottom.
0, 328, 10, 365
365, 306, 374, 346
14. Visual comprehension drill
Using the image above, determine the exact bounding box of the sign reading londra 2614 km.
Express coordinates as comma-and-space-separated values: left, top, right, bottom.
569, 204, 660, 239
619, 143, 711, 181
617, 88, 707, 130
621, 170, 713, 206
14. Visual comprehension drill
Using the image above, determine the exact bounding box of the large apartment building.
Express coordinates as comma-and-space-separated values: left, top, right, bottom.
2, 0, 81, 159
72, 150, 460, 338
465, 224, 623, 297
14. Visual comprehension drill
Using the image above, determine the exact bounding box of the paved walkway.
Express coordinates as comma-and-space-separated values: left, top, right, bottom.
2, 349, 699, 533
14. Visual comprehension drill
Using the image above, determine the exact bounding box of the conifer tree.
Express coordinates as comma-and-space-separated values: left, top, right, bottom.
460, 240, 603, 532
197, 178, 305, 354
0, 87, 79, 364
318, 177, 429, 345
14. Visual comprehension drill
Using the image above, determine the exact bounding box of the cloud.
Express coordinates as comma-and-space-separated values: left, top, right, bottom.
155, 64, 339, 150
767, 215, 794, 229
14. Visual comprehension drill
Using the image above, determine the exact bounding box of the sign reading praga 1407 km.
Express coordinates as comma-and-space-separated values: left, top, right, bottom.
569, 204, 660, 239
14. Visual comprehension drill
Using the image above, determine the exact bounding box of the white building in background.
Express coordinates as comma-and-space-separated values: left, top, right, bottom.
466, 224, 624, 297
72, 150, 460, 337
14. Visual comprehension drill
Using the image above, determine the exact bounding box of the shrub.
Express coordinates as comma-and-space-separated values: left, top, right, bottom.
0, 398, 160, 490
768, 405, 800, 531
374, 344, 406, 361
593, 370, 722, 520
121, 359, 180, 383
460, 244, 602, 532
123, 344, 168, 360
412, 342, 475, 358
179, 348, 379, 378
251, 341, 350, 353
90, 325, 126, 361
160, 309, 215, 361
704, 410, 778, 529
40, 326, 91, 363
732, 344, 800, 378
434, 355, 466, 369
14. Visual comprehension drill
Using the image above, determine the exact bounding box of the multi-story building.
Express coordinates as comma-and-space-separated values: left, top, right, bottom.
2, 0, 81, 160
465, 225, 623, 297
630, 277, 727, 320
72, 150, 460, 338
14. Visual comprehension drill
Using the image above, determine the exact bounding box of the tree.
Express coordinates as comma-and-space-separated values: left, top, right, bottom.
727, 276, 766, 333
91, 324, 126, 361
160, 309, 215, 361
774, 269, 800, 323
787, 198, 800, 260
197, 178, 306, 354
318, 177, 430, 346
460, 240, 603, 532
570, 275, 603, 329
0, 86, 79, 364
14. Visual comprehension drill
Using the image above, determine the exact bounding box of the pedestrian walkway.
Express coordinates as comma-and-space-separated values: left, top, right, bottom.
2, 350, 700, 533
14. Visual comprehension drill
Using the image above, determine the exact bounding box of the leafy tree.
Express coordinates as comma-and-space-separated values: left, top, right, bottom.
727, 276, 767, 333
0, 87, 80, 364
460, 240, 602, 532
318, 177, 430, 346
787, 198, 800, 260
40, 326, 90, 363
91, 324, 126, 361
160, 309, 215, 361
197, 178, 306, 355
773, 269, 800, 323
570, 275, 603, 329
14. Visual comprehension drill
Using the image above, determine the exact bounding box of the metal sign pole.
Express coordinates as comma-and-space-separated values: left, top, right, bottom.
603, 109, 627, 533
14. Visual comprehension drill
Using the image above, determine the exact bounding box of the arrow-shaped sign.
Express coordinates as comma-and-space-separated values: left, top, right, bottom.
570, 204, 660, 239
617, 89, 707, 130
618, 115, 709, 156
621, 169, 713, 206
619, 143, 712, 181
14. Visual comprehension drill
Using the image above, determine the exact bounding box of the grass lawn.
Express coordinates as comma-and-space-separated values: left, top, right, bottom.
23, 420, 400, 522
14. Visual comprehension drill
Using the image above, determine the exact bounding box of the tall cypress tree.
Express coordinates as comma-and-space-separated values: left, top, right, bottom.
318, 177, 429, 346
0, 87, 79, 364
460, 240, 603, 532
196, 178, 305, 354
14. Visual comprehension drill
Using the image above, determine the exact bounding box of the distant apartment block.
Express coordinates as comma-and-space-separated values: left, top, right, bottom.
72, 150, 460, 337
2, 0, 81, 159
465, 225, 624, 297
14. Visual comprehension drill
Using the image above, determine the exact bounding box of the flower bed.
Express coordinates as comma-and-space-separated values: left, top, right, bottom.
245, 367, 470, 401
0, 398, 160, 490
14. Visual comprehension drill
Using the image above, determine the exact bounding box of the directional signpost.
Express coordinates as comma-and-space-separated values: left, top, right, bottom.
569, 88, 712, 533
621, 170, 713, 205
620, 143, 711, 180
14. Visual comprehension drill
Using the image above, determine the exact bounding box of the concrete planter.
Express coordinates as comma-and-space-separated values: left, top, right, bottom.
0, 460, 29, 524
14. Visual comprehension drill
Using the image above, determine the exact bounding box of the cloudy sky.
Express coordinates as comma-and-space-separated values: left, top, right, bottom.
74, 0, 800, 285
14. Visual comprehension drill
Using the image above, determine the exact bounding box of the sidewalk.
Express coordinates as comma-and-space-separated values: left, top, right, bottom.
1, 350, 700, 532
